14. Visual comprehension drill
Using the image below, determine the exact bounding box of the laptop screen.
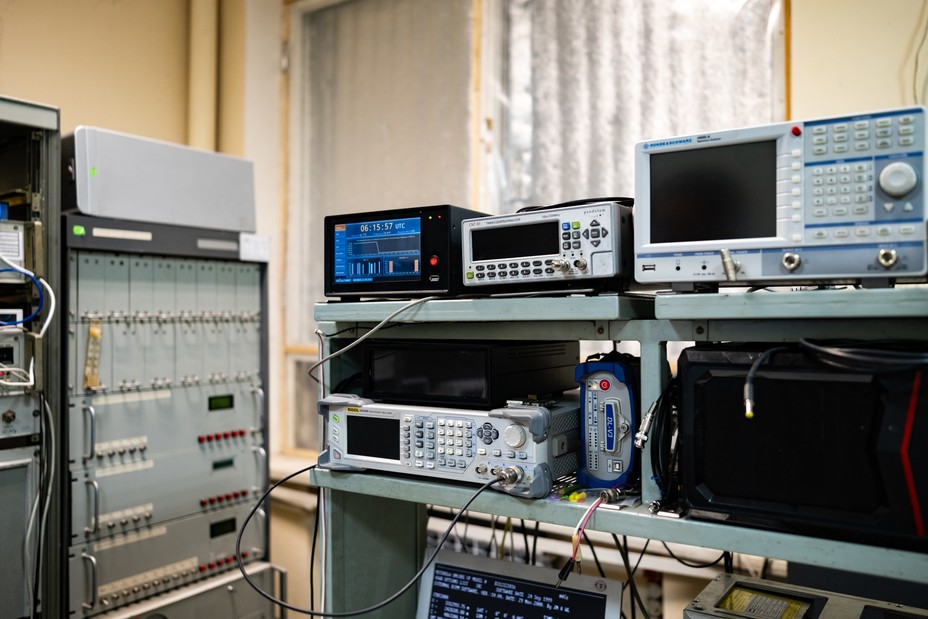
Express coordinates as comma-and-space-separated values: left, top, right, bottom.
416, 550, 622, 619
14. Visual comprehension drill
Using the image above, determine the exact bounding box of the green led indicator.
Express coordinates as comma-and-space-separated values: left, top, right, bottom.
333, 414, 340, 423
73, 225, 86, 236
90, 167, 97, 177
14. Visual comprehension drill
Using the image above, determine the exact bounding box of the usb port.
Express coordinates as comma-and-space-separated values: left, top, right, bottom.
641, 264, 656, 271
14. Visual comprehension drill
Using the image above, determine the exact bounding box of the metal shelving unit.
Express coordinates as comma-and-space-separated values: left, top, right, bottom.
313, 289, 928, 617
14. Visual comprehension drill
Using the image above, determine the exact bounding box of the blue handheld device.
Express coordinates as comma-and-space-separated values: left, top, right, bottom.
575, 356, 639, 489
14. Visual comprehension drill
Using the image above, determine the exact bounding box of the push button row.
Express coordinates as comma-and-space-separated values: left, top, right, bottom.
199, 488, 254, 508
199, 552, 251, 574
197, 429, 249, 443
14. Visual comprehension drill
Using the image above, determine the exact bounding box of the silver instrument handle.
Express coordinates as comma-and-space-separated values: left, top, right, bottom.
84, 480, 100, 534
81, 552, 98, 610
82, 405, 96, 461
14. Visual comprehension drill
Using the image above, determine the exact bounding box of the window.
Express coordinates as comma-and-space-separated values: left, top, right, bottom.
282, 0, 784, 457
502, 0, 785, 210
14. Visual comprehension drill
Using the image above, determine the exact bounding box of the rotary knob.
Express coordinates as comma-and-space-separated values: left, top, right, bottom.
879, 161, 918, 198
503, 425, 526, 448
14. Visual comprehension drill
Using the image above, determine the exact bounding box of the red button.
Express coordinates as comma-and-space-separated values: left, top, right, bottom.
223, 432, 231, 440
791, 126, 802, 136
217, 495, 225, 503
198, 435, 206, 443
206, 435, 214, 442
208, 562, 217, 570
429, 255, 439, 267
599, 379, 611, 391
242, 551, 249, 559
225, 556, 234, 565
199, 564, 208, 572
200, 499, 208, 507
225, 493, 234, 501
214, 433, 223, 441
209, 497, 217, 505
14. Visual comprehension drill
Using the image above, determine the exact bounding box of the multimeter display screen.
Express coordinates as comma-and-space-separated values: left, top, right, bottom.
332, 217, 421, 284
471, 220, 560, 261
649, 140, 777, 243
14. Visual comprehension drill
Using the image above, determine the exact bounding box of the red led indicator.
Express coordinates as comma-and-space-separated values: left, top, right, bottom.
429, 255, 439, 267
791, 126, 802, 136
599, 379, 611, 390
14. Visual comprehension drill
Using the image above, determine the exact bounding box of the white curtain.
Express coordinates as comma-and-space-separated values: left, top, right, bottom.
503, 0, 783, 210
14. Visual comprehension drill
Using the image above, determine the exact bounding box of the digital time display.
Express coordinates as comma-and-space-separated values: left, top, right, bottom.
332, 216, 422, 285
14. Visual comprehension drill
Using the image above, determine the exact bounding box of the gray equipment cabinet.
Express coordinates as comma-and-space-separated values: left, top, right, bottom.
58, 129, 282, 617
313, 290, 928, 617
0, 96, 60, 619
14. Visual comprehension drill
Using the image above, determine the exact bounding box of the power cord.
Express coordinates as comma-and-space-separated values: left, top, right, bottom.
236, 465, 502, 616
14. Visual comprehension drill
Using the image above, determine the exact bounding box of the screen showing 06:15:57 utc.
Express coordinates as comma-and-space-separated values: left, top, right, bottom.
333, 217, 422, 284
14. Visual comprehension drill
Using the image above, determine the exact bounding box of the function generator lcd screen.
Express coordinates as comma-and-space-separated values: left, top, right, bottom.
649, 140, 777, 244
423, 563, 608, 619
332, 217, 421, 284
471, 220, 560, 261
346, 415, 401, 461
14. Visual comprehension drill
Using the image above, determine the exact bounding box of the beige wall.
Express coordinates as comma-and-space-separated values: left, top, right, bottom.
791, 0, 928, 118
0, 0, 190, 141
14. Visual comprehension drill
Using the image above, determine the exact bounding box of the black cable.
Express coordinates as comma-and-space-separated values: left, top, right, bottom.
798, 338, 928, 373
743, 346, 791, 419
760, 557, 770, 580
649, 376, 679, 503
632, 539, 650, 576
487, 515, 499, 557
582, 532, 605, 578
724, 551, 734, 574
31, 393, 52, 616
660, 541, 727, 569
236, 466, 501, 616
614, 535, 650, 619
531, 521, 540, 565
310, 489, 321, 611
520, 519, 530, 564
